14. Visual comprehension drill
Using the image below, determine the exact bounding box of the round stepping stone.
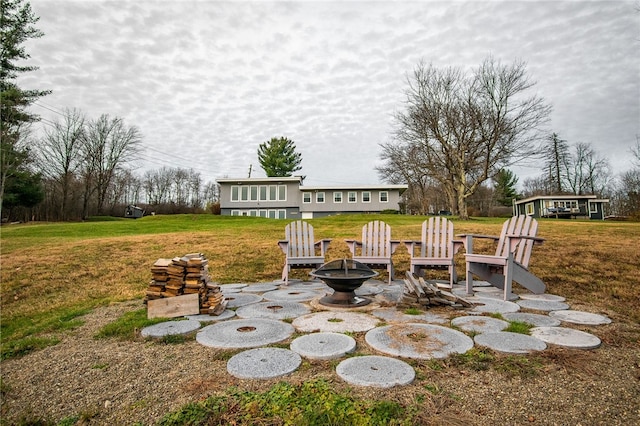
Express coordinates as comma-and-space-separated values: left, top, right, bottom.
548, 310, 611, 325
372, 308, 448, 324
196, 318, 294, 349
518, 293, 566, 302
242, 283, 279, 293
262, 289, 320, 303
221, 287, 242, 294
186, 310, 236, 322
502, 312, 561, 327
282, 280, 329, 290
471, 298, 520, 314
474, 331, 546, 353
292, 311, 379, 333
227, 348, 301, 379
451, 316, 508, 333
224, 293, 263, 308
530, 326, 601, 349
290, 332, 356, 360
235, 301, 310, 320
473, 291, 519, 301
336, 355, 415, 388
365, 323, 474, 359
141, 319, 201, 338
220, 283, 247, 290
517, 299, 569, 312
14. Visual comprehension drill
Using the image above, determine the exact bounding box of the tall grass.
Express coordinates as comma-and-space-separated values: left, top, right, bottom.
1, 214, 639, 359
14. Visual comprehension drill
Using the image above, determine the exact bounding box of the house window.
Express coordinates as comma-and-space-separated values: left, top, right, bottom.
348, 192, 357, 203
525, 202, 534, 215
362, 191, 371, 203
240, 186, 249, 201
259, 186, 268, 201
231, 186, 239, 201
250, 186, 258, 201
269, 185, 277, 201
379, 191, 389, 202
316, 192, 325, 203
303, 192, 312, 203
589, 202, 598, 214
334, 192, 343, 203
278, 185, 286, 201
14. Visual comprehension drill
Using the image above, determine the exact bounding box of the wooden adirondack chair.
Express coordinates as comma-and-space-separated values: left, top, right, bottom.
462, 215, 546, 300
403, 217, 464, 289
278, 220, 331, 285
345, 220, 400, 284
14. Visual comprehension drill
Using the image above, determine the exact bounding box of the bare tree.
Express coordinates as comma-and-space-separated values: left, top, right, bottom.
543, 133, 570, 193
80, 114, 141, 217
382, 57, 550, 219
37, 108, 85, 220
564, 142, 610, 196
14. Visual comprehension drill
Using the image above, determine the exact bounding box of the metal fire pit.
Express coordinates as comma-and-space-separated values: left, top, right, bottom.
310, 259, 378, 307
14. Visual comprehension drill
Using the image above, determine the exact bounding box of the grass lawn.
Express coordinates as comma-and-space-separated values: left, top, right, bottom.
1, 214, 639, 424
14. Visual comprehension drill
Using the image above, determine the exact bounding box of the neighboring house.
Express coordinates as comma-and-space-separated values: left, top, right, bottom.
513, 195, 609, 220
217, 176, 408, 218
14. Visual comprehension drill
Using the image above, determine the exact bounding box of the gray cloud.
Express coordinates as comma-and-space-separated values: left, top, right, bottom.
21, 0, 639, 186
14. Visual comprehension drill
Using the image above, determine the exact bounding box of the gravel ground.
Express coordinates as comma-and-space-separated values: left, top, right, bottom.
1, 300, 639, 425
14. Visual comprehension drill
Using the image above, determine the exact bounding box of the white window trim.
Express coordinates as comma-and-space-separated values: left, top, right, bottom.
379, 191, 389, 202
348, 191, 357, 203
333, 192, 343, 203
302, 192, 312, 203
362, 191, 371, 203
316, 192, 325, 203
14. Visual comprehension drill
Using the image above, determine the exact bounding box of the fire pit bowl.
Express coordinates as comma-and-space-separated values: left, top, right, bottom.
310, 259, 378, 307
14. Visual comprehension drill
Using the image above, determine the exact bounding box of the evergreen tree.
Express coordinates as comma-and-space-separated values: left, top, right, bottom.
493, 168, 519, 206
1, 0, 50, 216
257, 137, 302, 177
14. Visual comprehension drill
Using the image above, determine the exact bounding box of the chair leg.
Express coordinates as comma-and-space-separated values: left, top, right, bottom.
282, 264, 289, 285
449, 264, 457, 289
466, 262, 474, 296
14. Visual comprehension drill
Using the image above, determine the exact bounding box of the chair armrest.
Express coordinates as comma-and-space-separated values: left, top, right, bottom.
278, 240, 289, 254
452, 239, 464, 254
315, 239, 332, 256
458, 234, 499, 254
390, 240, 401, 254
505, 234, 545, 244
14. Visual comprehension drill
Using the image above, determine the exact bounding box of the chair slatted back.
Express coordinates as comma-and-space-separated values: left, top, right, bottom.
285, 220, 315, 258
420, 217, 454, 258
361, 220, 392, 257
496, 215, 538, 267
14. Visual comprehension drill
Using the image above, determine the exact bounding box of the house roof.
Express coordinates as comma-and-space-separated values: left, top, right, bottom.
216, 177, 407, 193
514, 194, 609, 205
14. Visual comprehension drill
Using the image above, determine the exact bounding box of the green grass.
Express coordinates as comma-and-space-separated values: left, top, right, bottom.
158, 379, 419, 426
503, 320, 533, 334
94, 308, 167, 340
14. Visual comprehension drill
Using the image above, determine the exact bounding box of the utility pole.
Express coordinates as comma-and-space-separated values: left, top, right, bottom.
248, 164, 252, 178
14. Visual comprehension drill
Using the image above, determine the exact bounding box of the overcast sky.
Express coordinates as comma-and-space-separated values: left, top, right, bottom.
19, 0, 639, 187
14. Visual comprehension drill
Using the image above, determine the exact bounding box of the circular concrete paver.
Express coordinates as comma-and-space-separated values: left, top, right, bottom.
548, 310, 612, 325
355, 285, 383, 296
502, 312, 561, 327
141, 319, 201, 338
242, 283, 279, 293
451, 316, 509, 333
292, 311, 380, 333
186, 310, 236, 322
518, 293, 566, 302
290, 332, 356, 360
220, 283, 248, 290
262, 289, 321, 303
517, 299, 569, 312
474, 331, 547, 353
372, 308, 448, 324
365, 323, 474, 359
283, 280, 329, 290
530, 326, 602, 349
224, 293, 263, 308
196, 318, 294, 349
471, 298, 521, 314
235, 301, 310, 320
473, 291, 519, 301
336, 356, 415, 388
227, 348, 301, 379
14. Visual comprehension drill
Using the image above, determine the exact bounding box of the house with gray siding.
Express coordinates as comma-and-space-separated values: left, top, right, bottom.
217, 177, 407, 218
513, 195, 609, 220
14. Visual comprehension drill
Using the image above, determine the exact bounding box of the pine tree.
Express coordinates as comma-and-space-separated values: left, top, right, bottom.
257, 137, 303, 177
